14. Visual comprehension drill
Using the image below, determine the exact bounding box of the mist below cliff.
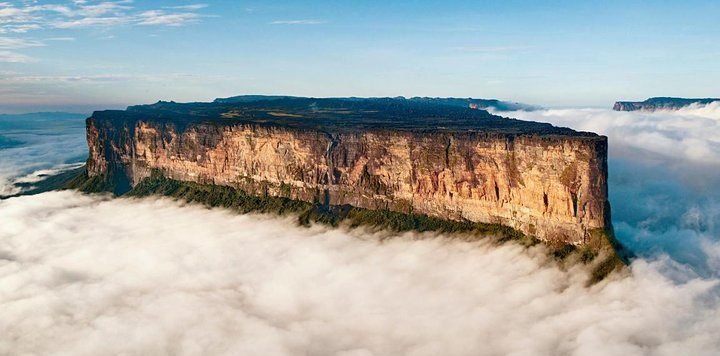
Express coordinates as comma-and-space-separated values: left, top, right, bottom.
2, 105, 720, 354
1, 191, 719, 355
501, 103, 720, 277
0, 112, 87, 197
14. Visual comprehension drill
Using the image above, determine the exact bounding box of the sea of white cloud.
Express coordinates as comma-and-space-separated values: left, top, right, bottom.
1, 106, 720, 355
501, 103, 720, 276
0, 112, 87, 196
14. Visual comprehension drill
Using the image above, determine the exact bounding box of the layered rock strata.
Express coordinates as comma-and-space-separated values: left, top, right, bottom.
85, 97, 609, 244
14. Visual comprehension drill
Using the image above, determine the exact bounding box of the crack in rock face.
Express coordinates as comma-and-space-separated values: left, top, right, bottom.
84, 98, 610, 245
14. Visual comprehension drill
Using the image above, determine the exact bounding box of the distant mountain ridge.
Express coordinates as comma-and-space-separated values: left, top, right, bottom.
613, 97, 719, 112
214, 95, 539, 112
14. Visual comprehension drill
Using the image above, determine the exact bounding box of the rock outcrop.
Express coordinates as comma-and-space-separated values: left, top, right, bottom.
613, 97, 719, 111
84, 97, 610, 245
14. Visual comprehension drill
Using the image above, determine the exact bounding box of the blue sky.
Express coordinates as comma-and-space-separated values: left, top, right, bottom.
0, 0, 718, 113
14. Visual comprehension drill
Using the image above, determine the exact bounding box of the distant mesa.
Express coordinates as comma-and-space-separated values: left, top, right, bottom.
126, 96, 568, 135
408, 97, 539, 112
54, 95, 629, 282
214, 95, 539, 112
82, 95, 609, 244
613, 97, 719, 112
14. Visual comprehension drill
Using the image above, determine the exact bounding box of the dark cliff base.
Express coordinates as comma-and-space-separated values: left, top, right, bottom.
64, 169, 630, 285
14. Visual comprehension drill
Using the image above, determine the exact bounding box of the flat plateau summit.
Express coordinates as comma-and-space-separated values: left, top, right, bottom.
613, 97, 719, 111
82, 96, 611, 247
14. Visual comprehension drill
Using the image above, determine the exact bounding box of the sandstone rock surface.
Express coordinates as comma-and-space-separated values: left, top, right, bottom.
85, 97, 609, 244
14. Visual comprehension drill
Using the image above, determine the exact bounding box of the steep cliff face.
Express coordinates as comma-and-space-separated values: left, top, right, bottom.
613, 97, 719, 111
85, 97, 609, 245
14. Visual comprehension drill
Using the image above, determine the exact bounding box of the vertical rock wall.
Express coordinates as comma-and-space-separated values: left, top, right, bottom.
86, 117, 609, 244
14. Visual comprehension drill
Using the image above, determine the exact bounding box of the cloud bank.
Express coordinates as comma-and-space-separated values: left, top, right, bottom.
0, 112, 87, 196
2, 104, 720, 354
0, 1, 207, 62
499, 104, 720, 275
0, 1, 206, 30
0, 49, 35, 62
1, 191, 719, 356
502, 103, 720, 164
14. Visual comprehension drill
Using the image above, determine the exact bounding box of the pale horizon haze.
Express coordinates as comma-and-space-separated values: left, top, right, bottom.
1, 0, 718, 114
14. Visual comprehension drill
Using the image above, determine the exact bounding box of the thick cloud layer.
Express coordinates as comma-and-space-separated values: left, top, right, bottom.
501, 105, 720, 276
0, 112, 87, 196
2, 105, 720, 354
1, 191, 719, 356
504, 103, 720, 164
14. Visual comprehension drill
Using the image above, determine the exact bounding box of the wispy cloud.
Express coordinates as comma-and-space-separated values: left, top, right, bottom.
0, 50, 36, 63
27, 2, 131, 18
0, 71, 217, 101
0, 72, 206, 85
52, 16, 129, 29
450, 45, 535, 53
0, 1, 208, 60
0, 1, 207, 30
0, 4, 38, 23
165, 4, 208, 11
137, 10, 201, 26
2, 73, 135, 83
0, 37, 45, 49
269, 19, 326, 25
45, 37, 75, 41
0, 24, 41, 33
